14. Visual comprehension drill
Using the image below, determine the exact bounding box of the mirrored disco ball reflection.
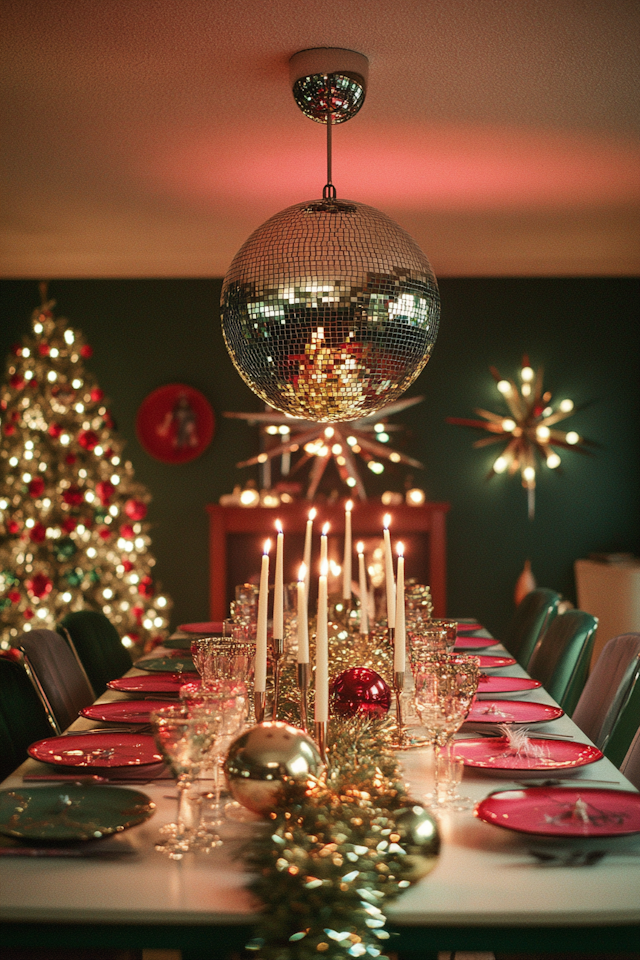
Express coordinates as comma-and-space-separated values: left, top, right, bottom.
221, 199, 440, 422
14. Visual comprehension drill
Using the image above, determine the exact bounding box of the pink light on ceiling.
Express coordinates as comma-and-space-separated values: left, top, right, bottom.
140, 123, 640, 213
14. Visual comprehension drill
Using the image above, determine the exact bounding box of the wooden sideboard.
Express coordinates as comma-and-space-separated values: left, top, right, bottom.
206, 500, 450, 620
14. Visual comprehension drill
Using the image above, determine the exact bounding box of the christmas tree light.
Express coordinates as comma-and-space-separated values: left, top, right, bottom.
0, 291, 172, 655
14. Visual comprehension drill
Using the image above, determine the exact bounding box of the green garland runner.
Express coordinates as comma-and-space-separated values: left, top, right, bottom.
242, 717, 440, 959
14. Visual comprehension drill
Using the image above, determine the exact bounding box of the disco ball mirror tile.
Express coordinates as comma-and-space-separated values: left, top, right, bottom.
221, 199, 440, 422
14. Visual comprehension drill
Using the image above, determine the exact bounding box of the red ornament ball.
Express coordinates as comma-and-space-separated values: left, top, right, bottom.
65, 453, 77, 465
95, 480, 115, 505
8, 590, 21, 604
330, 667, 391, 719
3, 423, 15, 436
98, 526, 112, 540
6, 519, 20, 535
132, 604, 144, 623
25, 573, 53, 599
119, 523, 135, 540
138, 576, 154, 598
28, 477, 45, 498
38, 343, 50, 356
63, 485, 84, 506
48, 422, 63, 438
80, 344, 93, 358
124, 498, 147, 521
29, 522, 47, 543
91, 387, 104, 402
23, 609, 35, 621
121, 558, 134, 572
9, 374, 25, 390
62, 517, 77, 533
78, 429, 99, 451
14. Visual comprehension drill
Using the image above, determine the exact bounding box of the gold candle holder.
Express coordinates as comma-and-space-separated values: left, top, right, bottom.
297, 661, 310, 732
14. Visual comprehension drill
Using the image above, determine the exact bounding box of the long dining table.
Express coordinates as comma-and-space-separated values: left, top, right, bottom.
1, 624, 640, 958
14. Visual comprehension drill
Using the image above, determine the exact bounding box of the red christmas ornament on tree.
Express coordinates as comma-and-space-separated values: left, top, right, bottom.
91, 387, 103, 402
25, 573, 53, 598
97, 526, 112, 540
80, 344, 93, 358
23, 609, 35, 621
96, 480, 115, 505
29, 522, 47, 543
78, 429, 99, 451
119, 523, 135, 540
121, 558, 134, 572
6, 519, 20, 535
138, 576, 154, 598
63, 485, 83, 506
8, 590, 21, 604
124, 498, 147, 521
28, 477, 45, 498
48, 422, 63, 438
9, 373, 25, 390
330, 667, 391, 719
3, 423, 15, 436
65, 453, 77, 465
61, 517, 77, 533
38, 343, 50, 356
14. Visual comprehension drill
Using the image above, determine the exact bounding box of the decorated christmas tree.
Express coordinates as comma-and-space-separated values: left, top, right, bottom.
0, 290, 172, 656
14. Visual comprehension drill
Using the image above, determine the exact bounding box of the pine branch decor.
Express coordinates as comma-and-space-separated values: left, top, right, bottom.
243, 717, 440, 960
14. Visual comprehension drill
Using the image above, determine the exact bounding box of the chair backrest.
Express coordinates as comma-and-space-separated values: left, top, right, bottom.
571, 633, 640, 748
58, 610, 132, 696
18, 628, 96, 733
504, 588, 561, 668
602, 664, 640, 769
620, 727, 640, 791
0, 655, 57, 781
527, 609, 599, 714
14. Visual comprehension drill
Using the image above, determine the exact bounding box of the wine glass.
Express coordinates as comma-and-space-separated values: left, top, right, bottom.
150, 704, 220, 859
413, 653, 480, 811
408, 627, 449, 669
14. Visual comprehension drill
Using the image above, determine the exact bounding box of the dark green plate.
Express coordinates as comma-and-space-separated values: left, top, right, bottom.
0, 784, 155, 841
164, 635, 193, 650
137, 656, 196, 674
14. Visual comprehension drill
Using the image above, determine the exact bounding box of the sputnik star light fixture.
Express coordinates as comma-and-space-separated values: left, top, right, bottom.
221, 48, 440, 423
447, 357, 595, 519
225, 395, 425, 501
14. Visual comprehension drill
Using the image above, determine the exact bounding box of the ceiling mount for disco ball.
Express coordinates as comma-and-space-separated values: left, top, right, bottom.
221, 48, 440, 423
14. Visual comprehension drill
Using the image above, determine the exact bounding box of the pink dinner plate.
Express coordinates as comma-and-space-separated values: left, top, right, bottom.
454, 736, 602, 772
108, 674, 184, 694
80, 700, 172, 723
456, 622, 483, 632
475, 787, 640, 838
455, 636, 500, 650
466, 699, 564, 724
476, 654, 517, 669
28, 733, 163, 769
178, 621, 225, 633
477, 675, 542, 697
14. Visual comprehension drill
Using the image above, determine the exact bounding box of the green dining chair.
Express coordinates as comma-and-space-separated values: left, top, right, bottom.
526, 609, 598, 715
572, 633, 640, 749
0, 655, 57, 781
58, 609, 133, 696
503, 587, 561, 668
18, 628, 95, 733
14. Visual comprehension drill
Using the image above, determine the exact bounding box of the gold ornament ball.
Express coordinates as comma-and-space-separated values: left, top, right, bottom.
392, 803, 441, 880
224, 721, 324, 815
221, 198, 440, 423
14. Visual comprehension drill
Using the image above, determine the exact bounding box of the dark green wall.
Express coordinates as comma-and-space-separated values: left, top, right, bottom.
1, 278, 638, 638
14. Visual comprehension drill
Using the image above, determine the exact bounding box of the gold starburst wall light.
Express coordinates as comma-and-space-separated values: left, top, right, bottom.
447, 356, 596, 519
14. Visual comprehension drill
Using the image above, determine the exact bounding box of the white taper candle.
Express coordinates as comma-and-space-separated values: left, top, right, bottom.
342, 500, 353, 600
273, 519, 284, 641
357, 541, 369, 635
383, 514, 396, 629
255, 540, 271, 693
315, 559, 329, 723
297, 563, 309, 664
394, 542, 406, 673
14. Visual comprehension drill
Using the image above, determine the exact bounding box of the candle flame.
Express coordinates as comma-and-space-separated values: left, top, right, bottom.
263, 539, 271, 554
396, 541, 404, 557
356, 541, 364, 554
308, 508, 317, 521
330, 559, 341, 577
275, 519, 283, 534
383, 513, 391, 529
322, 521, 330, 535
298, 563, 307, 582
345, 500, 353, 512
320, 559, 329, 577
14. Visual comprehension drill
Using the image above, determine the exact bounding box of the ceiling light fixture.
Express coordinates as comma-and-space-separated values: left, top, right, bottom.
221, 48, 440, 423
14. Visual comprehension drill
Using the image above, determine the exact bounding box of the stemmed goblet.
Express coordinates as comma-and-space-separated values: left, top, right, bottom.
413, 653, 480, 811
150, 704, 220, 859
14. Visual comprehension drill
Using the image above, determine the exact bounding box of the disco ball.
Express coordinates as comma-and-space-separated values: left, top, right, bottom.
221, 198, 440, 423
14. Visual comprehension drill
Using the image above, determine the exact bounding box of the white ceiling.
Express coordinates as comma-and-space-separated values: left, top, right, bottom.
2, 0, 639, 277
